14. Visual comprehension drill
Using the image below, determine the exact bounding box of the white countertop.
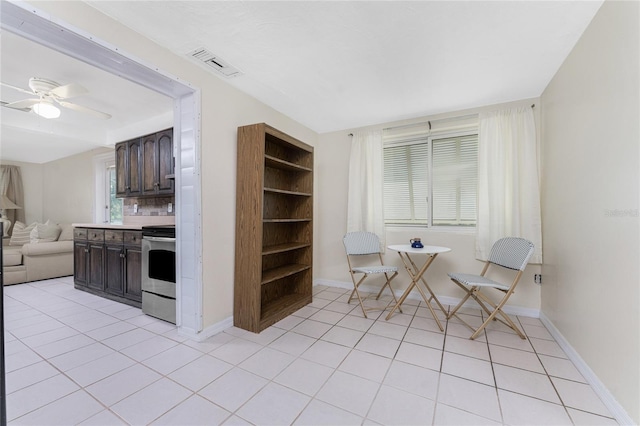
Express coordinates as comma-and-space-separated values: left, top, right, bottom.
72, 223, 147, 230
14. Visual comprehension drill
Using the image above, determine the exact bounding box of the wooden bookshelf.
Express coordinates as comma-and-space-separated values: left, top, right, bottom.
234, 123, 313, 333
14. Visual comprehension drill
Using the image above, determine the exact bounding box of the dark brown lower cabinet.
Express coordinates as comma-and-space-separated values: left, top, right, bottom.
73, 228, 103, 290
124, 246, 142, 302
73, 240, 88, 287
105, 243, 124, 296
87, 243, 104, 291
74, 227, 142, 308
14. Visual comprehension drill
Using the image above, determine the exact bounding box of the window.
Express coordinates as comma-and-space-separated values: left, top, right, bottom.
93, 152, 122, 224
106, 165, 123, 224
383, 132, 478, 227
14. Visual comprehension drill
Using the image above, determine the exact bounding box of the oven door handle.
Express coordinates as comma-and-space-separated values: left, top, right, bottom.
143, 236, 176, 243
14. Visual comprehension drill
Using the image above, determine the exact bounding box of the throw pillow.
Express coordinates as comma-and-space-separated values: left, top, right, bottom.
30, 222, 62, 243
58, 224, 73, 241
9, 221, 36, 246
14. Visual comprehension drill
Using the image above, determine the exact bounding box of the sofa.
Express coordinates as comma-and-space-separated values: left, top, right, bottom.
2, 222, 74, 285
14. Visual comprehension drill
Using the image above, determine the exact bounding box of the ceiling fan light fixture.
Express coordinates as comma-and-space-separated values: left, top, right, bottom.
33, 100, 61, 119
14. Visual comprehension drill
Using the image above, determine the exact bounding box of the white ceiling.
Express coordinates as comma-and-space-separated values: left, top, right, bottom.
86, 0, 603, 133
1, 1, 603, 164
0, 30, 173, 164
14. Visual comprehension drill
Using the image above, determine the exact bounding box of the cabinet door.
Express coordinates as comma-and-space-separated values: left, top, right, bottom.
73, 241, 88, 287
87, 243, 104, 291
124, 247, 142, 302
127, 139, 143, 196
156, 130, 174, 195
115, 142, 128, 198
142, 134, 157, 195
104, 244, 124, 296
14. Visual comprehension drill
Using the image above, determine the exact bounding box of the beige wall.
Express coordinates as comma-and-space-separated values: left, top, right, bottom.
315, 99, 542, 311
30, 1, 318, 329
0, 160, 44, 225
42, 147, 113, 224
540, 0, 639, 422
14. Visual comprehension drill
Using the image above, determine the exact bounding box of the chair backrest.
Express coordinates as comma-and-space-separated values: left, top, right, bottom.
488, 237, 535, 271
343, 232, 382, 255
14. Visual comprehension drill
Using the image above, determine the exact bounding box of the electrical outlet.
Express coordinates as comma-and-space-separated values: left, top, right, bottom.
534, 274, 542, 284
168, 202, 173, 213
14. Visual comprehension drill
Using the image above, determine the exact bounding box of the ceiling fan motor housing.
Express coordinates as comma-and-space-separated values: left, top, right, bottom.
28, 77, 60, 96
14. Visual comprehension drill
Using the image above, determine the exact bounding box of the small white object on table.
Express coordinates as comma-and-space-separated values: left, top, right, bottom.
386, 244, 451, 331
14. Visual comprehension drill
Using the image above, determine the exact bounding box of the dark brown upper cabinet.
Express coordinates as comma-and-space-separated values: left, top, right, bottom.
115, 138, 143, 198
116, 128, 174, 198
142, 129, 174, 196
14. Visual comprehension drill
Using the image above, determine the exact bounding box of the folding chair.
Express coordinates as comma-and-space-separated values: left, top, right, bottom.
447, 237, 535, 340
343, 232, 401, 318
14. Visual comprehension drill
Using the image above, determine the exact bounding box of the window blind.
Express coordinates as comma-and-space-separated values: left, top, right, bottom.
383, 142, 429, 224
432, 135, 478, 226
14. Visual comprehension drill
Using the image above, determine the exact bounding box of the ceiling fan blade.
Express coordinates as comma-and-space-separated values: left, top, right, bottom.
0, 82, 34, 96
50, 83, 88, 99
1, 101, 31, 112
5, 99, 39, 109
58, 100, 111, 120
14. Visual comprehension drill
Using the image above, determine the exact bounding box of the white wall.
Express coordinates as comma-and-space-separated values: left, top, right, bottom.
315, 99, 542, 312
42, 147, 113, 224
540, 0, 639, 422
0, 160, 43, 225
30, 0, 318, 330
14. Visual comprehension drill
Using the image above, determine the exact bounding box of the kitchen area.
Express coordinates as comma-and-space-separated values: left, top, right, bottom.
72, 128, 177, 324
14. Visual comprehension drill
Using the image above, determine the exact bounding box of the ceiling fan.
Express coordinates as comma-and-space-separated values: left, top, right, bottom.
0, 77, 111, 120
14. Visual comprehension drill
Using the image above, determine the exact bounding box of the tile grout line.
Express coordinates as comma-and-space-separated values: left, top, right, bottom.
3, 280, 620, 425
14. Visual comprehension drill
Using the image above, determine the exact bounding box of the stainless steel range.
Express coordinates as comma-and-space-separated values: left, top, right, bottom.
141, 225, 176, 324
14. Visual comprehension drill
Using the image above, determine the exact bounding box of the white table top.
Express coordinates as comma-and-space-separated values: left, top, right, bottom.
388, 244, 451, 254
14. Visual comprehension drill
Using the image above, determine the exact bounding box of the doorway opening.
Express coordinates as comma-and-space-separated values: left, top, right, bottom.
1, 2, 203, 334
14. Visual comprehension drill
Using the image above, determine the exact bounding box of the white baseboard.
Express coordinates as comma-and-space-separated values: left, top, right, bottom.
183, 280, 632, 424
179, 316, 234, 342
313, 278, 540, 318
316, 279, 632, 424
539, 312, 634, 425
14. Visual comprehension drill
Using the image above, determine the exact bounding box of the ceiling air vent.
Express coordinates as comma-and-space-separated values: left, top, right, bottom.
187, 48, 242, 78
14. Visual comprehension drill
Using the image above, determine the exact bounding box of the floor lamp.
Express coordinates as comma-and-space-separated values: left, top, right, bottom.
0, 195, 21, 237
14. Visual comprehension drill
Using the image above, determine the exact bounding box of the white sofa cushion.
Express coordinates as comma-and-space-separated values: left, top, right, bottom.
21, 240, 73, 256
30, 222, 62, 243
58, 224, 73, 241
3, 246, 23, 266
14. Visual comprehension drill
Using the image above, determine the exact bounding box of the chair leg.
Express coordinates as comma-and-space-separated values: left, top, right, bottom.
374, 272, 402, 314
447, 280, 473, 319
387, 272, 403, 314
470, 290, 525, 340
475, 292, 525, 339
348, 274, 369, 318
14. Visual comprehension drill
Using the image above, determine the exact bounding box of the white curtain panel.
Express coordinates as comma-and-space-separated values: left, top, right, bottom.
347, 130, 386, 248
476, 106, 543, 264
0, 165, 26, 235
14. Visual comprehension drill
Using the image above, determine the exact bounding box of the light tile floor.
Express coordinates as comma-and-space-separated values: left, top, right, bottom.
3, 277, 619, 425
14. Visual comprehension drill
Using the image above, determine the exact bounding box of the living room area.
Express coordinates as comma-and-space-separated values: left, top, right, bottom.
0, 154, 101, 286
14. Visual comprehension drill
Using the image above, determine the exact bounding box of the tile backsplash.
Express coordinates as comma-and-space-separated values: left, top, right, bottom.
123, 196, 175, 217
